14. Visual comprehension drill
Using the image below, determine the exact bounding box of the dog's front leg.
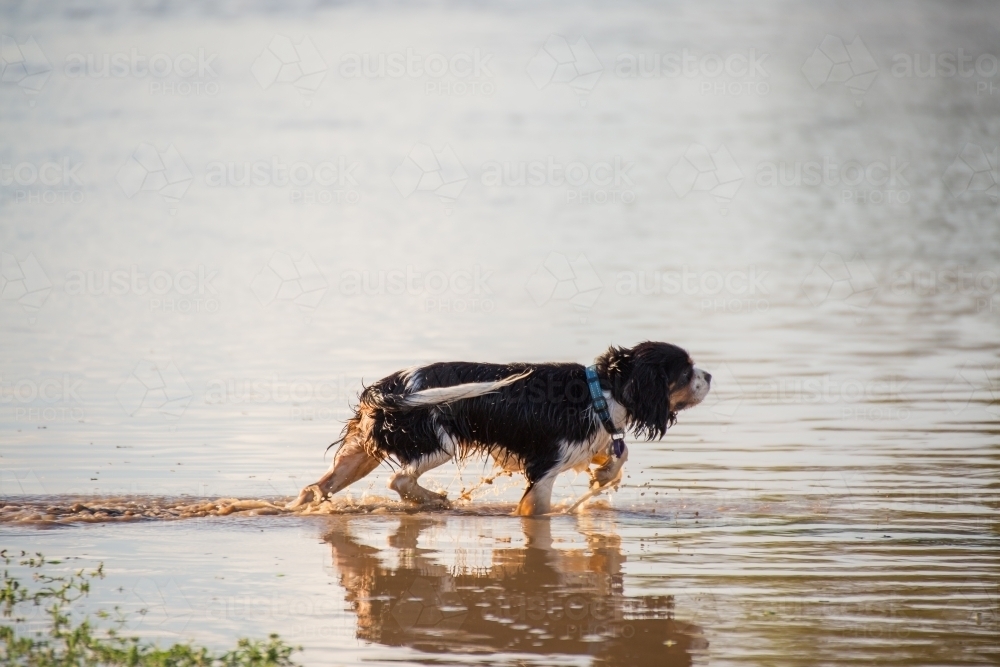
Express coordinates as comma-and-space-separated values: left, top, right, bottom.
515, 473, 557, 516
589, 443, 628, 490
286, 439, 380, 509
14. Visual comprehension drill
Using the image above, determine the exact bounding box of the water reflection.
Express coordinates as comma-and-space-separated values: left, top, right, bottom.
322, 516, 705, 665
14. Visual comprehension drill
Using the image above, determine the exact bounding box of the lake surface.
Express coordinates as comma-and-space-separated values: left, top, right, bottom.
1, 1, 998, 665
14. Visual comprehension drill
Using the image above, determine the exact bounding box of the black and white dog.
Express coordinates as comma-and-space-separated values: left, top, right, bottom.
287, 341, 711, 515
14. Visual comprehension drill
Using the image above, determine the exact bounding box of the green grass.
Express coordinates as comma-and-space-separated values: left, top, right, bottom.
1, 550, 301, 667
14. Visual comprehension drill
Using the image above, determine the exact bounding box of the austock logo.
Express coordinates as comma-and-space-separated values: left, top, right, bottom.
480, 156, 635, 205
1, 35, 52, 101
116, 143, 193, 207
128, 577, 196, 633
615, 267, 770, 314
116, 359, 192, 420
667, 143, 743, 209
801, 252, 878, 321
64, 265, 220, 315
339, 265, 495, 314
0, 469, 47, 494
702, 363, 913, 425
527, 34, 602, 103
943, 144, 998, 202
755, 155, 910, 205
64, 47, 219, 96
251, 35, 327, 96
1, 157, 85, 204
391, 143, 468, 204
945, 363, 999, 418
801, 34, 878, 105
391, 577, 468, 632
0, 252, 52, 323
891, 50, 1000, 96
204, 375, 359, 422
389, 576, 643, 637
526, 252, 603, 315
251, 251, 328, 318
1, 374, 85, 423
339, 47, 494, 97
702, 362, 745, 429
615, 48, 770, 97
204, 156, 361, 205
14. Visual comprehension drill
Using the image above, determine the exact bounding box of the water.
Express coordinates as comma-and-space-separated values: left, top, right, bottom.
1, 0, 998, 664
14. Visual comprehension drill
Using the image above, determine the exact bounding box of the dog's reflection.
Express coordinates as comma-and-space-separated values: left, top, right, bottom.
322, 515, 706, 665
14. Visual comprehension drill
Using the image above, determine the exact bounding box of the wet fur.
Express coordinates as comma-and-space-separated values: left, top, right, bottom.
290, 341, 710, 514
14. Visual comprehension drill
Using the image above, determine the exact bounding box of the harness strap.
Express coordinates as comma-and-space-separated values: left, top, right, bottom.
585, 365, 626, 458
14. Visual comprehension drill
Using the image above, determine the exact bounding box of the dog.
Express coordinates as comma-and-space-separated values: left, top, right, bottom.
287, 341, 711, 515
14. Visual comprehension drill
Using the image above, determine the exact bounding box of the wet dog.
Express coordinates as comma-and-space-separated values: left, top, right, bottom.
287, 341, 711, 515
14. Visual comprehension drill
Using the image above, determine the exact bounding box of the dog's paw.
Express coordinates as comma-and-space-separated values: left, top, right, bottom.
426, 492, 451, 508
589, 470, 619, 490
285, 485, 322, 510
410, 492, 450, 509
589, 460, 625, 491
589, 444, 628, 490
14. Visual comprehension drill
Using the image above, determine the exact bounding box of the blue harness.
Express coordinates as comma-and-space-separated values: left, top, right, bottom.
585, 365, 626, 458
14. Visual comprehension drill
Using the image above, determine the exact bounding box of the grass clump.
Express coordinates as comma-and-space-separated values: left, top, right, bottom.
1, 550, 300, 666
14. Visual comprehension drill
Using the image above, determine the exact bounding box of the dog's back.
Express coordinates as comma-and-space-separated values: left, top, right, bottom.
359, 362, 598, 478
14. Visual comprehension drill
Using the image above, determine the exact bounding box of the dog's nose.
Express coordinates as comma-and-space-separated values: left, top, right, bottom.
704, 372, 712, 384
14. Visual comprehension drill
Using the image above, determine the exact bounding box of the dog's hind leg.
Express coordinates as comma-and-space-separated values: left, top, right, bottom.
515, 471, 558, 516
388, 450, 452, 507
286, 437, 380, 509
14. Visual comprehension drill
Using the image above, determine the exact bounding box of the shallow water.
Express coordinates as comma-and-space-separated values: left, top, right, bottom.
2, 496, 997, 665
2, 0, 999, 665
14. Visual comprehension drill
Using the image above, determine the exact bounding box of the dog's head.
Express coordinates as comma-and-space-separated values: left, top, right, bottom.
596, 341, 711, 439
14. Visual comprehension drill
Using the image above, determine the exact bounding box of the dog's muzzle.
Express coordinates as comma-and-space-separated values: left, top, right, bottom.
691, 367, 712, 404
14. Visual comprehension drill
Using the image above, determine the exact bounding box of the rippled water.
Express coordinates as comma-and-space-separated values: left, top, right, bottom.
2, 0, 998, 665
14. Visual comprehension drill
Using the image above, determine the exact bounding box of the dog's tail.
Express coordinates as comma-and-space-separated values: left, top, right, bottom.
398, 369, 531, 407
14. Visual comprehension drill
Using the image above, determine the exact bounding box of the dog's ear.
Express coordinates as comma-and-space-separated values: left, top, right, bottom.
622, 355, 673, 440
